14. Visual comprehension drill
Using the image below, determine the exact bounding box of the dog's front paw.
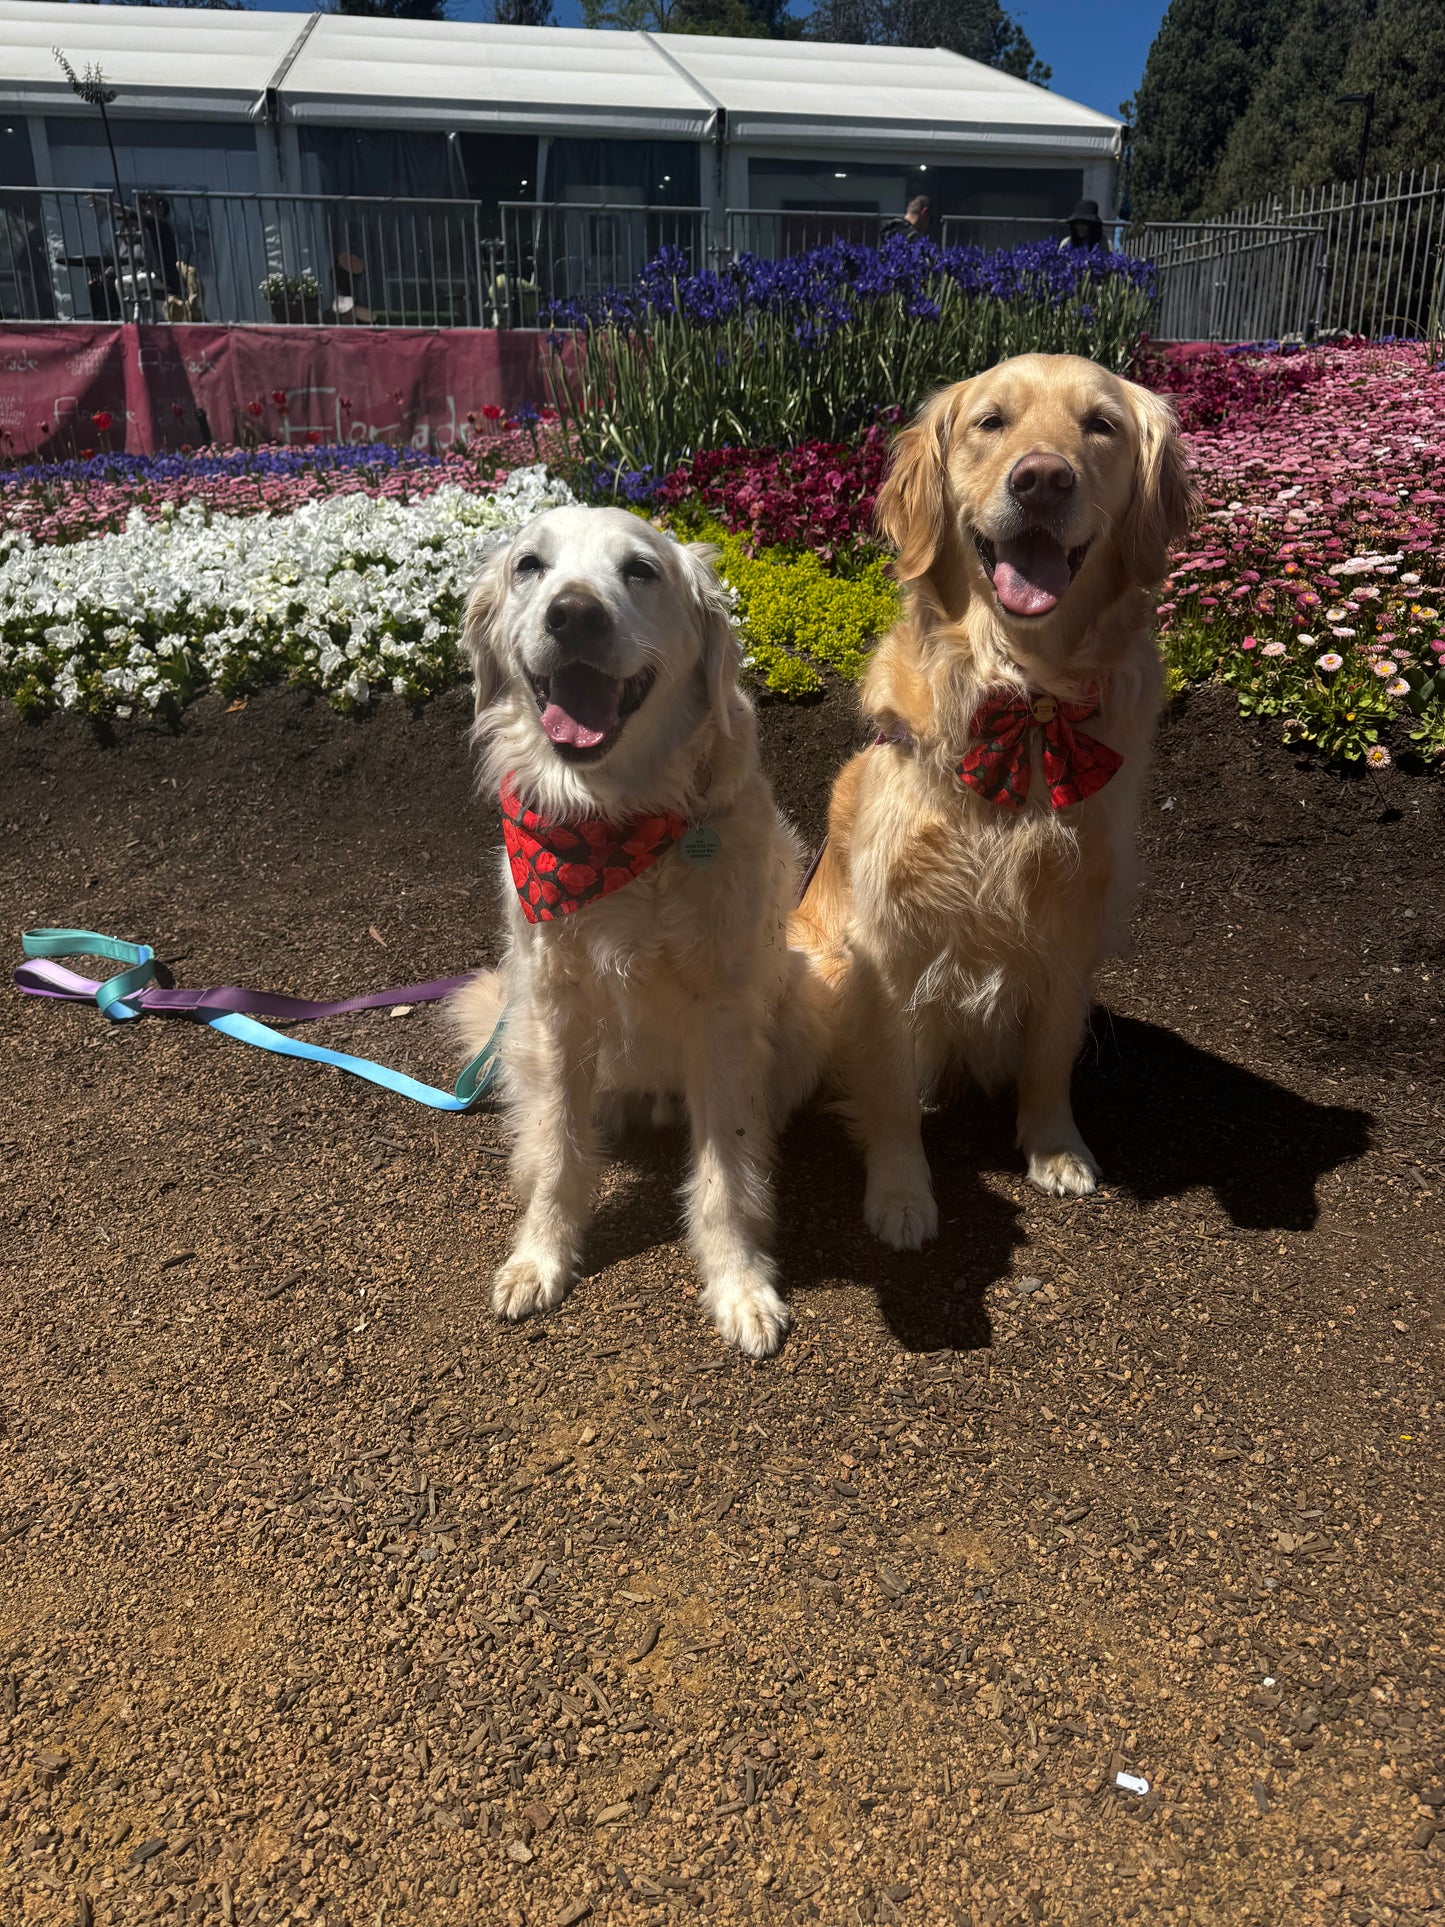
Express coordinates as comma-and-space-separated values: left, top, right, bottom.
702, 1269, 791, 1360
1026, 1144, 1100, 1199
864, 1157, 938, 1251
492, 1249, 573, 1322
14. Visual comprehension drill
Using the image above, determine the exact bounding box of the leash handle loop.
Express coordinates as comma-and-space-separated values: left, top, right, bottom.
15, 928, 501, 1113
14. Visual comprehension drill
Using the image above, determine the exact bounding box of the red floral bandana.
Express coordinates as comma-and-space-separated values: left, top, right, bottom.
500, 777, 688, 924
957, 688, 1123, 811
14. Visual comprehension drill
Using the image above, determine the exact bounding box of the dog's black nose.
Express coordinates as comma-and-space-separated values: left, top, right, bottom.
544, 589, 612, 643
1008, 450, 1075, 509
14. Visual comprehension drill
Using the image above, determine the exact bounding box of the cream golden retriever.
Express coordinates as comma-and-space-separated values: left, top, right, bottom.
451, 506, 825, 1355
791, 353, 1196, 1248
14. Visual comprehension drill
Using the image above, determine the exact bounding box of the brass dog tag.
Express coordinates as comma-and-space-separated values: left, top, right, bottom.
681, 825, 721, 865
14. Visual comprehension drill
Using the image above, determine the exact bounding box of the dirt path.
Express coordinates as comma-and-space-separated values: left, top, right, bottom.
1, 686, 1442, 1927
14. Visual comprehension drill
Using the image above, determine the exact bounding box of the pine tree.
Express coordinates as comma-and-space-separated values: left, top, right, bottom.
1301, 0, 1445, 182
806, 0, 1050, 88
1127, 0, 1292, 218
492, 0, 554, 23
329, 0, 448, 19
1205, 0, 1368, 209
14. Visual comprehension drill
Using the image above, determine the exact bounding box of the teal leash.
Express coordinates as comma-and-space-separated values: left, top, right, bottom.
15, 928, 504, 1113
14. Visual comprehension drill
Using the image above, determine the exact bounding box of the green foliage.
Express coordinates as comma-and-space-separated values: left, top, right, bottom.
805, 0, 1049, 85
1128, 0, 1293, 218
697, 520, 899, 695
552, 270, 1153, 483
1131, 0, 1445, 217
331, 0, 447, 17
1205, 0, 1366, 210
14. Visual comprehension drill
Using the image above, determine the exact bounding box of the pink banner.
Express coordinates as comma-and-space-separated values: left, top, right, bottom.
0, 324, 567, 459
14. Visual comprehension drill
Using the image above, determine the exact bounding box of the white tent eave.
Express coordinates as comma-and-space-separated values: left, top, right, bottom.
721, 114, 1120, 158
0, 82, 266, 119
277, 97, 717, 141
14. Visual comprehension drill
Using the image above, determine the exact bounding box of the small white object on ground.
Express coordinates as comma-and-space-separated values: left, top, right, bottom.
1114, 1770, 1150, 1796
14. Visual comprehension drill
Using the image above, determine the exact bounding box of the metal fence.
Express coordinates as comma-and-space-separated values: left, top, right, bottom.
493, 202, 705, 321
1128, 219, 1326, 342
1164, 166, 1445, 341
4, 172, 1443, 342
0, 186, 706, 328
0, 184, 500, 327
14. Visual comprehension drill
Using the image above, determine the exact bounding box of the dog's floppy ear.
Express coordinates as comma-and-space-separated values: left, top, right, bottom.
680, 539, 741, 738
874, 383, 962, 583
461, 541, 510, 717
1119, 380, 1198, 585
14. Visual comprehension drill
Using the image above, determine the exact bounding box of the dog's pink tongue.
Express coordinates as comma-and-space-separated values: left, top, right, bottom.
993, 532, 1072, 617
541, 662, 622, 748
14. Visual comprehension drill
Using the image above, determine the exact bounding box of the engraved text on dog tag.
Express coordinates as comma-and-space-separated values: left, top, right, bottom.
681, 825, 721, 865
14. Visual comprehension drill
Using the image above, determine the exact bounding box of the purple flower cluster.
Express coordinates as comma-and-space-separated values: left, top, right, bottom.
0, 443, 443, 492
546, 236, 1156, 336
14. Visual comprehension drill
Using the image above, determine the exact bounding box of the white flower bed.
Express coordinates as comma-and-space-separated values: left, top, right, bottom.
0, 466, 575, 718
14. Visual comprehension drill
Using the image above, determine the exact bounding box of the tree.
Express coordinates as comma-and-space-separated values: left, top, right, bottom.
579, 0, 681, 26
1296, 0, 1445, 184
327, 0, 448, 19
580, 0, 790, 29
492, 0, 554, 22
1127, 0, 1293, 219
1129, 0, 1445, 217
806, 0, 1050, 87
1204, 0, 1366, 209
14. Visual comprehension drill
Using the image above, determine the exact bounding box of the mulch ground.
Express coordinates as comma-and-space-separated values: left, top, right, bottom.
1, 683, 1442, 1927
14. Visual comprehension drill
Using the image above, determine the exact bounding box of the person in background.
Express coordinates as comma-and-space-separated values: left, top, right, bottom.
1060, 198, 1106, 250
881, 195, 931, 244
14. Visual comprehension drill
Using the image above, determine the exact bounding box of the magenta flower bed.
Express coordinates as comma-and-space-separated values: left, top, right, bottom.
654, 427, 893, 561
1134, 339, 1339, 431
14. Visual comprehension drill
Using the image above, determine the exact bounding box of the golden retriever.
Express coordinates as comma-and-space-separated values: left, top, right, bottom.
451, 506, 826, 1354
790, 353, 1196, 1248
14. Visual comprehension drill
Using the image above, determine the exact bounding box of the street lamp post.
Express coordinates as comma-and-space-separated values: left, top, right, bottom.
1334, 90, 1375, 333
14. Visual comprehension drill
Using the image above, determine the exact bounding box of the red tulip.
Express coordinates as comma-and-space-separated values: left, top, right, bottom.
92, 411, 112, 432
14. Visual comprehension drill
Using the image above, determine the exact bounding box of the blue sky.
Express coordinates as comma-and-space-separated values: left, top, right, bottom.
242, 0, 1165, 123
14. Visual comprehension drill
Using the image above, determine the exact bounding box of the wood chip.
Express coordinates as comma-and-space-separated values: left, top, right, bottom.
593, 1802, 632, 1826
521, 1800, 554, 1835
628, 1620, 660, 1663
558, 1905, 593, 1927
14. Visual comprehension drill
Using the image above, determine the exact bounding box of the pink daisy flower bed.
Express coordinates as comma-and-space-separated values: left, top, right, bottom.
1161, 341, 1445, 765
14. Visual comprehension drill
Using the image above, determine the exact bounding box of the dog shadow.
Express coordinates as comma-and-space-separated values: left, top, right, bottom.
580, 1009, 1372, 1356
1074, 1009, 1373, 1230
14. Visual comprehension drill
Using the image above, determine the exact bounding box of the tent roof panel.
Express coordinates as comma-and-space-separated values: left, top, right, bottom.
653, 32, 1118, 132
0, 0, 300, 115
0, 3, 1119, 153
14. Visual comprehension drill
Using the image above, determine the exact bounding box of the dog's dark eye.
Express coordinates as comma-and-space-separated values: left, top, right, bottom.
515, 553, 545, 577
1083, 414, 1116, 436
976, 413, 1006, 433
621, 556, 659, 583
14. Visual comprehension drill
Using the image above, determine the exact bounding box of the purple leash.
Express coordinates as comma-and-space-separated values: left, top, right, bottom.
15, 929, 501, 1111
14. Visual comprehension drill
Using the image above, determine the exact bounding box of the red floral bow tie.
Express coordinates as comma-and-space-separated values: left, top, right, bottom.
500, 777, 688, 924
957, 688, 1122, 811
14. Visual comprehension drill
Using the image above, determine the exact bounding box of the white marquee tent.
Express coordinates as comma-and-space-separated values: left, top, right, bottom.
0, 2, 1121, 326
0, 3, 1119, 190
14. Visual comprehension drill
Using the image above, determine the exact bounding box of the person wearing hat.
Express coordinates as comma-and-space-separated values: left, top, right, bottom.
1060, 198, 1105, 251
